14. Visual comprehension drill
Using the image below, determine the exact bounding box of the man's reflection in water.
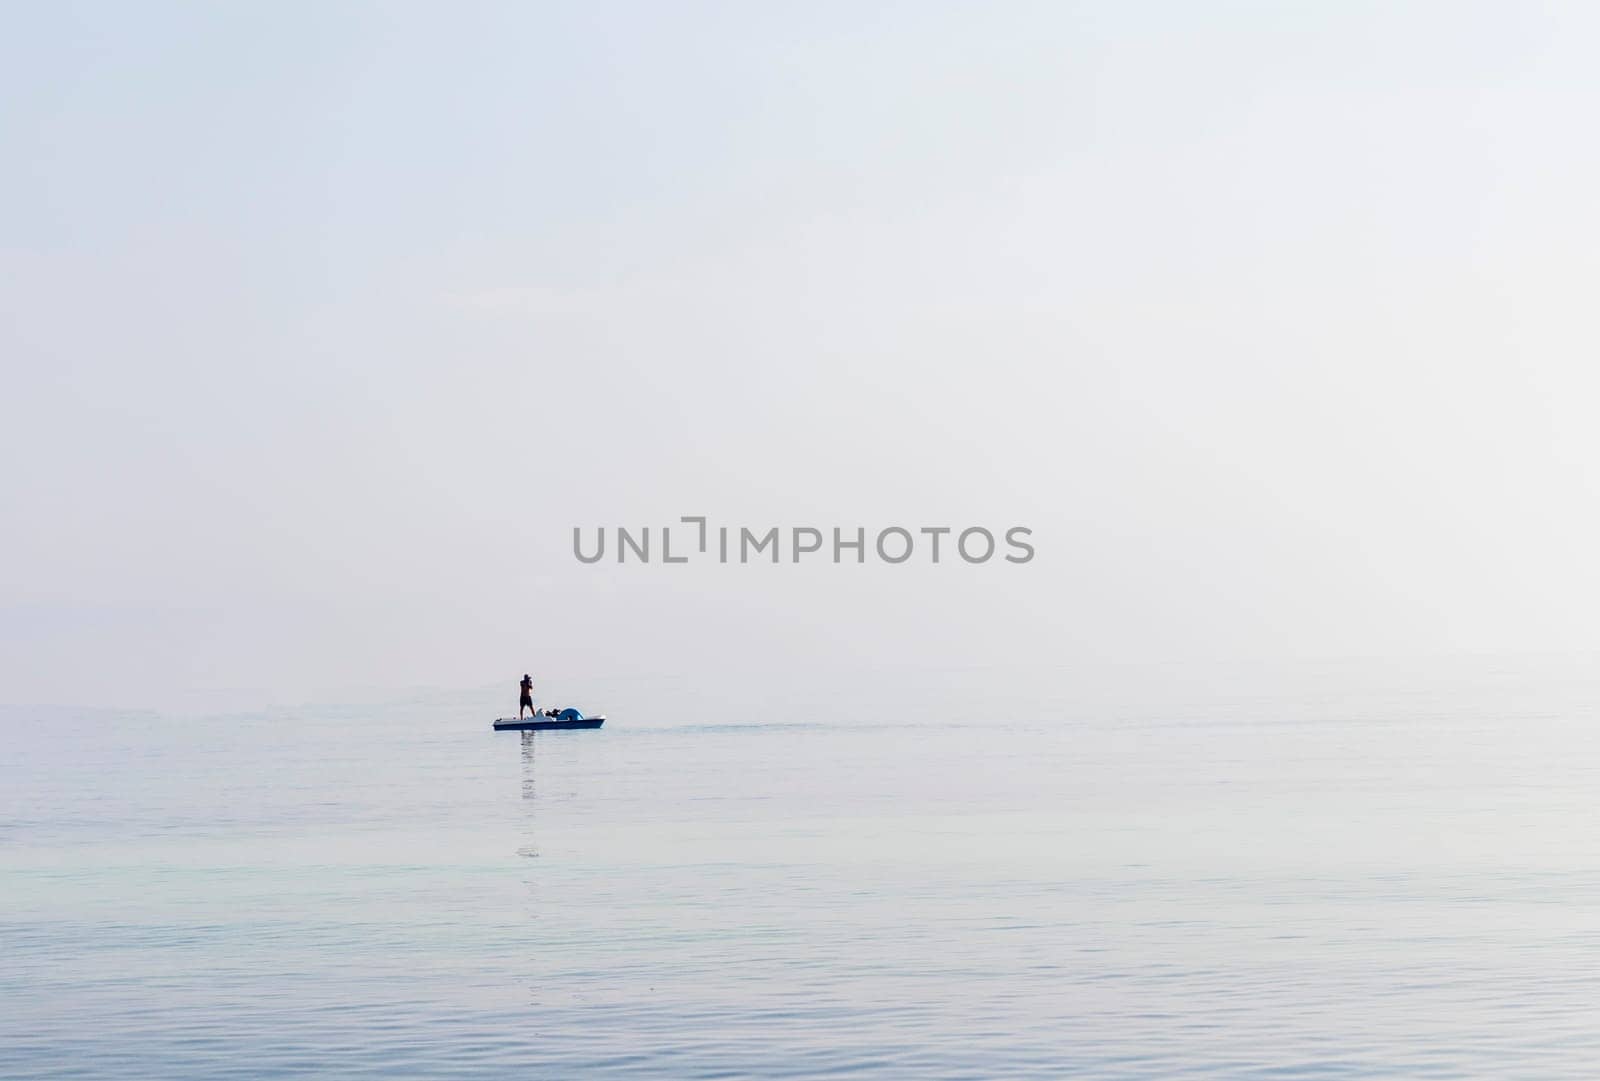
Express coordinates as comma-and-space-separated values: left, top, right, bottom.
517, 731, 539, 859
521, 731, 536, 801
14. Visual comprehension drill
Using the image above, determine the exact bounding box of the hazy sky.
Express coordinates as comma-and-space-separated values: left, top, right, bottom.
5, 2, 1600, 707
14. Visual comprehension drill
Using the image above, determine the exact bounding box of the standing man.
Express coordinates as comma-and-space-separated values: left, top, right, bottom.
519, 673, 535, 718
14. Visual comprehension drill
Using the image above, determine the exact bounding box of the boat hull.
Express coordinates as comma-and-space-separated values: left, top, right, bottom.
493, 716, 605, 732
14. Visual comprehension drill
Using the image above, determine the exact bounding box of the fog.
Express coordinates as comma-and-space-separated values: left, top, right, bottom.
5, 2, 1599, 709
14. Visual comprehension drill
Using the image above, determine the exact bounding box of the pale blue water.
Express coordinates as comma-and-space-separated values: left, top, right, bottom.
6, 659, 1600, 1078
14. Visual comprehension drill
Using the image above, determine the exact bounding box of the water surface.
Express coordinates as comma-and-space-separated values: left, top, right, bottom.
6, 659, 1600, 1077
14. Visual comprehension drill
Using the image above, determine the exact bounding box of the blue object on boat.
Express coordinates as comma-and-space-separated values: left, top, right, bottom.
556, 708, 584, 721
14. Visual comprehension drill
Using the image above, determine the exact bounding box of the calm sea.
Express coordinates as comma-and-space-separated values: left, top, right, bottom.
6, 658, 1600, 1078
